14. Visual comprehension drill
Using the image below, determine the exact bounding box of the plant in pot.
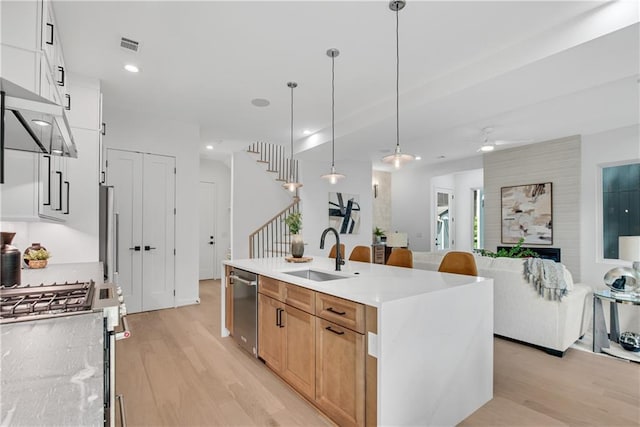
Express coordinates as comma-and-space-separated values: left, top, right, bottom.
23, 247, 51, 269
475, 238, 539, 258
373, 227, 385, 244
284, 212, 304, 258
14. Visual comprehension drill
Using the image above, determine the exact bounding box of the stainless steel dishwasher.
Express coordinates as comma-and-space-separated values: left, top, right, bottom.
230, 268, 258, 357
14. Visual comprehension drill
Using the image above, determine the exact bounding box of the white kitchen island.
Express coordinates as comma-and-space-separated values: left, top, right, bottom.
222, 257, 494, 426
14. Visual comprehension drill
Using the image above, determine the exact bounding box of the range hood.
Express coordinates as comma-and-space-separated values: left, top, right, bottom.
1, 77, 77, 158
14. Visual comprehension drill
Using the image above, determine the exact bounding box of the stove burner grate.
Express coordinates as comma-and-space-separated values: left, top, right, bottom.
0, 281, 95, 320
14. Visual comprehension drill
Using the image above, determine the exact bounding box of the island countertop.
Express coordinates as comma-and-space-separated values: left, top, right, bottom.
223, 256, 487, 307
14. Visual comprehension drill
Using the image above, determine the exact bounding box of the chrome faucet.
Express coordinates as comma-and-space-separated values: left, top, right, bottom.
320, 227, 344, 271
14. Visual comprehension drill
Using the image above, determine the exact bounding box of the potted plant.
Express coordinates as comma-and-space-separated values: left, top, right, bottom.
284, 212, 304, 258
373, 227, 385, 244
475, 238, 539, 259
23, 247, 51, 269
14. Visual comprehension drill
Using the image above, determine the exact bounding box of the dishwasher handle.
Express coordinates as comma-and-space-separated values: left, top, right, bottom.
230, 273, 257, 286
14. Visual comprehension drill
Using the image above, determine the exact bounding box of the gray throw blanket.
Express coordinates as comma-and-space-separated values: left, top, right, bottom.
523, 258, 567, 301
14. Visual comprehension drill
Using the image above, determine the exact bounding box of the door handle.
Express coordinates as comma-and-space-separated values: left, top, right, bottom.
129, 246, 141, 251
209, 241, 214, 245
144, 245, 156, 251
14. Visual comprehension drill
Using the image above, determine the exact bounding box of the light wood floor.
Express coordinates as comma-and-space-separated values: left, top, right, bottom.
116, 280, 640, 426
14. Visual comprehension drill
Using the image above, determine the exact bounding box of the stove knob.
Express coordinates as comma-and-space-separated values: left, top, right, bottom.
118, 295, 124, 302
116, 287, 123, 295
120, 304, 127, 316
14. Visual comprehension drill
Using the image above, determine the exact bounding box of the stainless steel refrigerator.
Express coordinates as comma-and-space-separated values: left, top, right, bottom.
99, 185, 117, 283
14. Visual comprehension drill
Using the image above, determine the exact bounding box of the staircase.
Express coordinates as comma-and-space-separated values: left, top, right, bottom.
247, 142, 301, 259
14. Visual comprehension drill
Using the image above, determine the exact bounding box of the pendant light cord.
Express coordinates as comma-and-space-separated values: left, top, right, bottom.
290, 85, 294, 163
395, 6, 400, 150
331, 54, 335, 168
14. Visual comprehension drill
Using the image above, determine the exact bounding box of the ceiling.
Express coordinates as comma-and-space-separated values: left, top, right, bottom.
54, 1, 639, 170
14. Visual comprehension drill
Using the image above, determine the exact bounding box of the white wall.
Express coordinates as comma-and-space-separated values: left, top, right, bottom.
392, 157, 483, 251
200, 158, 231, 277
299, 160, 373, 257
102, 105, 200, 307
372, 170, 392, 235
483, 137, 582, 281
231, 150, 294, 259
581, 124, 639, 331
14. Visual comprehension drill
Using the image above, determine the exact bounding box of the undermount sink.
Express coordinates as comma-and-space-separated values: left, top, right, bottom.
283, 269, 347, 282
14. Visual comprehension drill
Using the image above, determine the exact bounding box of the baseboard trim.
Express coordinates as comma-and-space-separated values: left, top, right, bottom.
494, 334, 566, 357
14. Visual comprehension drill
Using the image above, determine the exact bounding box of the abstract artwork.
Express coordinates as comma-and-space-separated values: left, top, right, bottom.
329, 192, 361, 234
501, 182, 553, 244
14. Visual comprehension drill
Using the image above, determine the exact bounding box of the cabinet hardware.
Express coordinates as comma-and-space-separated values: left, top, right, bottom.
55, 171, 63, 210
46, 23, 54, 45
115, 213, 120, 273
327, 307, 346, 316
101, 171, 106, 184
144, 245, 156, 251
63, 181, 69, 214
64, 94, 71, 111
43, 155, 51, 205
57, 66, 65, 86
101, 123, 106, 136
0, 91, 4, 184
325, 326, 344, 335
277, 308, 284, 328
275, 307, 281, 326
129, 246, 141, 251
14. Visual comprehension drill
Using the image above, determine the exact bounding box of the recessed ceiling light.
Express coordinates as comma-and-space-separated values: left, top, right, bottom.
480, 144, 495, 152
303, 130, 312, 135
32, 119, 51, 127
415, 156, 422, 160
206, 145, 214, 150
124, 64, 139, 73
251, 98, 270, 107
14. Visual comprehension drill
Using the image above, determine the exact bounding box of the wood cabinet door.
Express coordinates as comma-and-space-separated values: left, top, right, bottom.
258, 294, 284, 371
281, 305, 316, 400
315, 318, 365, 427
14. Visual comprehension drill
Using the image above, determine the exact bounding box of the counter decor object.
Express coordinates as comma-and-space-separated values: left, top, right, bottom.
285, 256, 313, 263
23, 245, 50, 269
1, 232, 21, 286
620, 332, 640, 352
23, 243, 47, 267
284, 212, 304, 258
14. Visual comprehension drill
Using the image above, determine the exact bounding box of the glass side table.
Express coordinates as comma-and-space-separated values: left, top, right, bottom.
593, 289, 640, 361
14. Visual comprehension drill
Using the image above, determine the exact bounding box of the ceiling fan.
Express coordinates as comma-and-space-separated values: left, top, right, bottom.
477, 127, 532, 152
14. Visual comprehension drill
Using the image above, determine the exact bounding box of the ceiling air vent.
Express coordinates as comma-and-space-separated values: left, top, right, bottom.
120, 37, 140, 52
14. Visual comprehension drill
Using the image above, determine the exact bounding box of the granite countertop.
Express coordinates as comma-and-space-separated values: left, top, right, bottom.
19, 262, 104, 286
223, 257, 488, 307
0, 312, 105, 426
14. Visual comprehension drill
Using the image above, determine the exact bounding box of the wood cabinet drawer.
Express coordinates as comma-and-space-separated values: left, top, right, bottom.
316, 293, 365, 334
284, 283, 315, 314
259, 276, 284, 301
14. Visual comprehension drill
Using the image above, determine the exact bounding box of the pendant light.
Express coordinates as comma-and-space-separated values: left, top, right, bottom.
283, 81, 303, 191
382, 0, 415, 169
321, 48, 345, 184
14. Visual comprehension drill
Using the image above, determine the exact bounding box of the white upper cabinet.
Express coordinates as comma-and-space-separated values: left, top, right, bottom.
66, 74, 102, 131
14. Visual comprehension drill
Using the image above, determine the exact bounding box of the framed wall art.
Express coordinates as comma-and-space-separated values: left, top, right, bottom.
501, 182, 552, 244
329, 192, 361, 234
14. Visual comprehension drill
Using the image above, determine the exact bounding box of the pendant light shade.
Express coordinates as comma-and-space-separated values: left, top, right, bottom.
283, 81, 303, 191
382, 0, 414, 169
321, 48, 345, 184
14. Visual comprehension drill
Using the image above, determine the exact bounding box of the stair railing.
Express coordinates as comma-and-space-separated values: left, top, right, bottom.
249, 197, 300, 259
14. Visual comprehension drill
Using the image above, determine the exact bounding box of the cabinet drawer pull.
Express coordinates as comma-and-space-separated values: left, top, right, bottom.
277, 308, 284, 328
325, 326, 344, 335
63, 181, 69, 214
46, 23, 54, 45
65, 94, 71, 111
43, 155, 51, 205
101, 122, 107, 136
55, 171, 63, 210
57, 66, 65, 86
327, 307, 346, 316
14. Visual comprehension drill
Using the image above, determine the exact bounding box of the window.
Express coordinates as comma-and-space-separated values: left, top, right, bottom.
602, 162, 640, 259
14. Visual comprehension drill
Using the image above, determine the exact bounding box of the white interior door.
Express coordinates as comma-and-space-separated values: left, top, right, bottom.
107, 149, 143, 313
434, 188, 454, 251
107, 149, 175, 313
141, 154, 176, 311
199, 182, 217, 280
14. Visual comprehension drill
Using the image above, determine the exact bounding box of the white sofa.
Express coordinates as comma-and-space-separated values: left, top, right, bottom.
413, 252, 592, 356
